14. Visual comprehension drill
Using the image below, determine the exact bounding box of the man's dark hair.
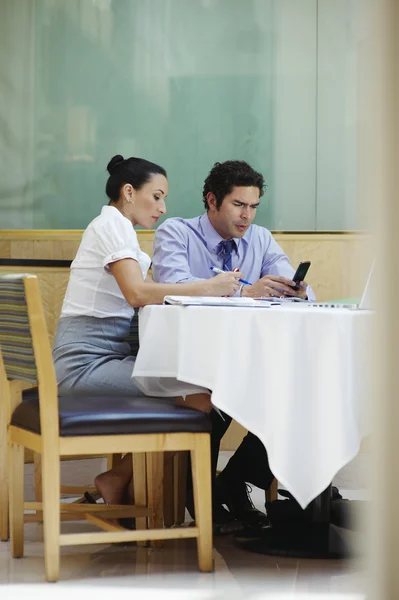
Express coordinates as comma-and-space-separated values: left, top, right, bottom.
202, 160, 265, 210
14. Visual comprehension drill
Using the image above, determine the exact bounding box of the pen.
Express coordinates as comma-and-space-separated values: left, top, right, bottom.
210, 266, 252, 286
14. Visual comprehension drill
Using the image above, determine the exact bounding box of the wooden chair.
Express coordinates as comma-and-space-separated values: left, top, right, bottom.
0, 274, 213, 581
0, 260, 129, 541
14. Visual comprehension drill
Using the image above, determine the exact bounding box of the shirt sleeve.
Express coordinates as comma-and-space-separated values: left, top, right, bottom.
95, 218, 140, 270
152, 219, 203, 283
261, 231, 316, 301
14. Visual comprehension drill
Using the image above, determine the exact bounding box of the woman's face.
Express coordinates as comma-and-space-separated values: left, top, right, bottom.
122, 174, 168, 228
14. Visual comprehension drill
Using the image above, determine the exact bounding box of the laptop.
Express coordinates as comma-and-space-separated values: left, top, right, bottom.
309, 261, 374, 310
261, 262, 374, 310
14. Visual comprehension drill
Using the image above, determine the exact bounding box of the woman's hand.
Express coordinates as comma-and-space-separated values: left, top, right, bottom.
207, 271, 243, 296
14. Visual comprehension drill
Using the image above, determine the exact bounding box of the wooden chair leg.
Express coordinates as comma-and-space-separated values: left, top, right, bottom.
132, 452, 147, 545
146, 451, 164, 547
9, 443, 25, 558
0, 415, 9, 541
34, 453, 43, 522
163, 453, 175, 527
0, 440, 10, 542
41, 452, 60, 582
0, 484, 8, 542
265, 478, 278, 503
174, 451, 188, 525
191, 434, 213, 572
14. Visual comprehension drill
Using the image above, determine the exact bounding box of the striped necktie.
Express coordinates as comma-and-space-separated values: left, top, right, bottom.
219, 239, 236, 271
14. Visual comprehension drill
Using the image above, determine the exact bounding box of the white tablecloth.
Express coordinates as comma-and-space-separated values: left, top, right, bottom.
132, 304, 372, 508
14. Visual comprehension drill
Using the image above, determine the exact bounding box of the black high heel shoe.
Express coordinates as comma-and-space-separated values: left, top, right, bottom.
83, 491, 101, 504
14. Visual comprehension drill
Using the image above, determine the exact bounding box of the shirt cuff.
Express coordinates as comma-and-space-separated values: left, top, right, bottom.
306, 285, 316, 302
103, 249, 138, 270
232, 283, 244, 298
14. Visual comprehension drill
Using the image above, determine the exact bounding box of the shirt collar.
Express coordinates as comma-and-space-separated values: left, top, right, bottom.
101, 205, 133, 225
199, 212, 243, 254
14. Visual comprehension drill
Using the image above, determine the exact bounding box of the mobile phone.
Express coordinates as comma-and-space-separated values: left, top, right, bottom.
292, 261, 311, 290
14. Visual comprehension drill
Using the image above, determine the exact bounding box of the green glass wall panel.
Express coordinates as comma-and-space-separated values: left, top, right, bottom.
0, 0, 366, 230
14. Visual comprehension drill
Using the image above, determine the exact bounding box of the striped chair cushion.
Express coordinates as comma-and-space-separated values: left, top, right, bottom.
0, 275, 37, 383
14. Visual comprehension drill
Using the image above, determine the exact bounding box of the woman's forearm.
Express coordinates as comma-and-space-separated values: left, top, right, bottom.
109, 259, 239, 307
127, 279, 213, 307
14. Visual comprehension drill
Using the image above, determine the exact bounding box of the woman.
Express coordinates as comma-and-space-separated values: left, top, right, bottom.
53, 154, 242, 506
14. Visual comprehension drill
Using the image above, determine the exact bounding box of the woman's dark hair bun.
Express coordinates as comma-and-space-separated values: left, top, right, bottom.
105, 154, 167, 202
106, 154, 125, 175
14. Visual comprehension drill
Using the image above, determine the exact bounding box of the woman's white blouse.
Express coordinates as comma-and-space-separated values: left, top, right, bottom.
61, 205, 151, 319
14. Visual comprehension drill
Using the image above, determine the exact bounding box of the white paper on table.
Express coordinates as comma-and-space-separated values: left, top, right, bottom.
163, 295, 273, 307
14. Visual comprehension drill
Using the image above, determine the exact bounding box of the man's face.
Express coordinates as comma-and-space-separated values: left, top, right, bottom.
207, 186, 260, 239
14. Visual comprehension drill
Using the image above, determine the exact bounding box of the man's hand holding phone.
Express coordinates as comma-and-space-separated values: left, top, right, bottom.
241, 261, 311, 299
291, 280, 308, 299
241, 275, 307, 299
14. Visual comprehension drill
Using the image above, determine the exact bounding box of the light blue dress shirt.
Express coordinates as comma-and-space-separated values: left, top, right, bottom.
152, 213, 315, 300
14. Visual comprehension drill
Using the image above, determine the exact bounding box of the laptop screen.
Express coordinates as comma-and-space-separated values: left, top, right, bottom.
359, 260, 374, 310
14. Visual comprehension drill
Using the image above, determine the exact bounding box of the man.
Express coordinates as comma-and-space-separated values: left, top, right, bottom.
151, 160, 315, 533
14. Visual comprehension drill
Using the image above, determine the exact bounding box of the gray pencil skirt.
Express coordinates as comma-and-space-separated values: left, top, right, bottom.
53, 315, 207, 398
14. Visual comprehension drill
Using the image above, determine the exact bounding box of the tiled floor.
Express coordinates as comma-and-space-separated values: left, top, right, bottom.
0, 452, 368, 596
0, 524, 366, 596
